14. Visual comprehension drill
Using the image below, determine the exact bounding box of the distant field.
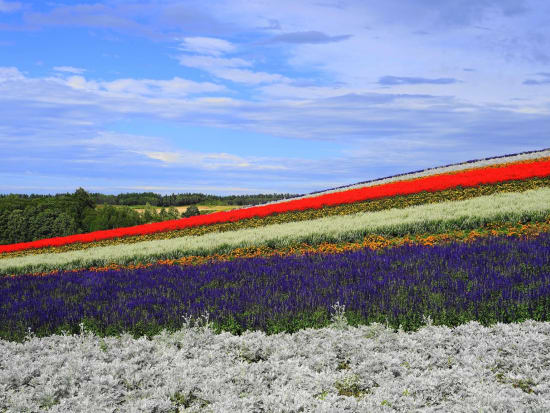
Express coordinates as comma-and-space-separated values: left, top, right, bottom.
100, 204, 242, 213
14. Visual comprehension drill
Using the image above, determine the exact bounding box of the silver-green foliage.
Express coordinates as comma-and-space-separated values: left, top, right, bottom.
1, 314, 549, 412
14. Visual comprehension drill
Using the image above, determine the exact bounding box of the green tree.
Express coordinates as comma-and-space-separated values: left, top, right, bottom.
28, 209, 75, 240
0, 209, 10, 244
83, 205, 142, 232
84, 205, 142, 231
142, 203, 159, 223
4, 210, 28, 243
68, 188, 96, 231
115, 206, 142, 228
51, 212, 78, 237
158, 207, 169, 221
167, 206, 180, 220
182, 205, 200, 218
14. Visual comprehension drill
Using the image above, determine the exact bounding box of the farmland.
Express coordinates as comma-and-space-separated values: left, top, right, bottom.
1, 149, 550, 412
129, 205, 241, 214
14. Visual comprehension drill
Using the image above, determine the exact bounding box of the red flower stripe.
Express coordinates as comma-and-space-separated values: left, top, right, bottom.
2, 157, 550, 253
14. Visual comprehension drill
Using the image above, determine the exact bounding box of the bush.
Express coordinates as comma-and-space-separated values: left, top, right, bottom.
83, 205, 143, 232
142, 203, 159, 223
182, 205, 200, 218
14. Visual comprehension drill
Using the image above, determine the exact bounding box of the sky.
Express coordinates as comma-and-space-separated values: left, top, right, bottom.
0, 0, 549, 195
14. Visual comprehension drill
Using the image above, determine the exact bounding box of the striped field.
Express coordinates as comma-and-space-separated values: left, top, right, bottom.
1, 148, 550, 412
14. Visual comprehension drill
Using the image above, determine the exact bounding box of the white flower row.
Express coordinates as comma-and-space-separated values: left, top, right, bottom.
2, 187, 549, 275
1, 311, 549, 412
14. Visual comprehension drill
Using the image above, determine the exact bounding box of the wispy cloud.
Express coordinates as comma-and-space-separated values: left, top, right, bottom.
53, 66, 86, 74
523, 72, 550, 85
364, 0, 528, 29
208, 68, 287, 85
378, 76, 460, 86
265, 31, 352, 44
178, 56, 287, 84
3, 66, 546, 146
177, 55, 251, 70
88, 132, 282, 171
100, 77, 226, 97
257, 19, 281, 30
59, 74, 226, 97
179, 37, 235, 56
142, 150, 286, 171
177, 39, 288, 85
0, 66, 23, 81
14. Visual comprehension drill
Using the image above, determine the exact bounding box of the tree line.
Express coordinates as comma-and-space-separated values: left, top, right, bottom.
0, 189, 294, 245
88, 192, 296, 207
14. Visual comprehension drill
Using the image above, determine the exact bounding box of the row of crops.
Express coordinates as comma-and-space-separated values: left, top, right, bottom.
2, 233, 550, 342
1, 153, 550, 339
2, 149, 550, 412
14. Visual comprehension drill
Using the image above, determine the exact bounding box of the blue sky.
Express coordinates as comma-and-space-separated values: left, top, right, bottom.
0, 0, 549, 195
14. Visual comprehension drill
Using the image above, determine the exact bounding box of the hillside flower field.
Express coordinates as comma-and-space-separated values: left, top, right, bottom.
2, 186, 550, 276
2, 153, 549, 254
2, 149, 550, 412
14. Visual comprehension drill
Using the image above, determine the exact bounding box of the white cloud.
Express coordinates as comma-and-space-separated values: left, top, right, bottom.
144, 152, 182, 163
65, 75, 98, 91
53, 66, 86, 74
259, 83, 351, 99
0, 66, 24, 82
178, 55, 288, 85
195, 96, 239, 105
3, 1, 550, 194
84, 131, 166, 150
0, 0, 21, 13
176, 35, 289, 85
209, 68, 288, 85
142, 150, 286, 171
179, 37, 235, 56
198, 0, 550, 107
178, 55, 251, 69
60, 75, 225, 97
266, 31, 352, 44
1, 66, 548, 192
83, 132, 286, 172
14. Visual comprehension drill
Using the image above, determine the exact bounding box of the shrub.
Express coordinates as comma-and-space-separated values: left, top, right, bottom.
182, 205, 200, 218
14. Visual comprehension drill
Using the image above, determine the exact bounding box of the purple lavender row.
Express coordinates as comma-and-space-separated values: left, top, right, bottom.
1, 233, 550, 341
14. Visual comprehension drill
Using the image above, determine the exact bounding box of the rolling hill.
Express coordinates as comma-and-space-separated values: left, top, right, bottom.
1, 148, 550, 412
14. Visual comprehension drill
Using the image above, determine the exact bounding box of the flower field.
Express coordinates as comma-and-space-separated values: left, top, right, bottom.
2, 186, 550, 276
2, 149, 550, 412
2, 153, 550, 254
